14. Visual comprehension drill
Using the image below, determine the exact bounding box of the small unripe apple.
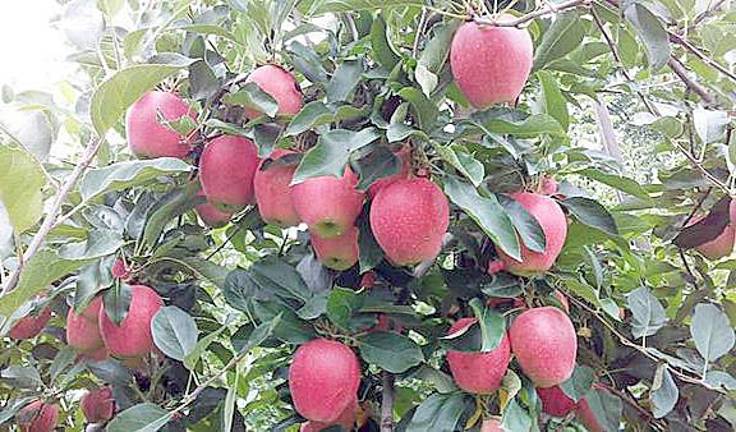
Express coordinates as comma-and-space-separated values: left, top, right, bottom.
126, 91, 196, 159
290, 168, 365, 238
67, 302, 105, 354
311, 226, 359, 271
446, 318, 511, 394
370, 178, 449, 266
687, 215, 735, 260
195, 191, 232, 228
244, 65, 303, 119
9, 307, 51, 340
81, 386, 115, 423
289, 338, 361, 423
480, 417, 504, 431
367, 146, 412, 199
254, 149, 300, 227
299, 396, 357, 432
98, 285, 163, 359
509, 307, 577, 387
16, 400, 59, 432
537, 385, 577, 417
496, 192, 567, 276
450, 16, 533, 108
199, 135, 260, 212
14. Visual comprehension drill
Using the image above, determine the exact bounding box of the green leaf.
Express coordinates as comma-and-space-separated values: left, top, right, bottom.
327, 60, 363, 103
310, 0, 423, 14
576, 169, 650, 201
358, 215, 383, 272
468, 298, 506, 352
288, 41, 328, 83
0, 365, 43, 389
152, 306, 198, 361
91, 63, 190, 135
398, 87, 439, 131
183, 322, 228, 370
285, 101, 333, 136
354, 146, 401, 190
371, 15, 399, 70
693, 108, 729, 144
139, 182, 199, 252
169, 24, 241, 45
501, 398, 533, 432
406, 393, 468, 432
650, 363, 678, 418
292, 128, 380, 183
624, 3, 671, 71
559, 365, 595, 403
0, 144, 45, 232
533, 11, 587, 70
560, 197, 618, 236
240, 314, 282, 353
80, 158, 191, 201
499, 195, 546, 253
627, 286, 666, 339
106, 403, 172, 432
359, 331, 424, 373
326, 287, 362, 330
483, 114, 565, 138
224, 82, 279, 117
691, 303, 735, 364
444, 177, 521, 261
537, 71, 569, 131
103, 281, 132, 325
433, 144, 484, 187
416, 21, 460, 96
584, 387, 622, 432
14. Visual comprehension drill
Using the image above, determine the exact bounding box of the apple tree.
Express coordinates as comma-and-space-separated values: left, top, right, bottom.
1, 0, 735, 431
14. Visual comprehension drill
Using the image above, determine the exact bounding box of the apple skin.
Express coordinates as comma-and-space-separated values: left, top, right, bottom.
67, 302, 105, 354
9, 307, 52, 340
125, 91, 196, 159
195, 191, 232, 228
16, 400, 59, 432
446, 318, 511, 394
289, 338, 361, 423
299, 396, 357, 432
539, 176, 558, 195
687, 215, 736, 260
81, 386, 115, 423
311, 226, 359, 271
450, 16, 533, 108
509, 306, 577, 388
496, 192, 567, 276
244, 65, 303, 119
98, 285, 163, 359
370, 178, 449, 266
537, 385, 577, 417
200, 135, 260, 212
290, 168, 365, 238
254, 149, 300, 227
367, 146, 412, 199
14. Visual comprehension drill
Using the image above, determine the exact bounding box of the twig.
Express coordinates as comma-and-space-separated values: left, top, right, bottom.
474, 0, 591, 28
668, 32, 736, 85
672, 141, 731, 194
667, 57, 716, 105
1, 136, 105, 295
690, 0, 729, 30
381, 371, 395, 432
413, 9, 428, 57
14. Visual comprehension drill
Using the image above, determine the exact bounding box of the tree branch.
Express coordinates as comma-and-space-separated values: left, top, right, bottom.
473, 0, 591, 27
1, 136, 105, 295
668, 32, 736, 85
667, 57, 716, 105
381, 371, 395, 432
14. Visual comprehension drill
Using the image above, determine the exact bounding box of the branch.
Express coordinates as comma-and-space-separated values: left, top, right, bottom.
668, 32, 736, 85
667, 57, 716, 105
380, 371, 395, 432
1, 136, 105, 295
473, 0, 591, 27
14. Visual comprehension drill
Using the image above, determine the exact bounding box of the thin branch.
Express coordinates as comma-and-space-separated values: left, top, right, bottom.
474, 0, 591, 27
689, 0, 729, 31
380, 371, 395, 432
672, 140, 731, 194
1, 136, 105, 295
667, 57, 716, 105
412, 9, 428, 57
668, 32, 736, 85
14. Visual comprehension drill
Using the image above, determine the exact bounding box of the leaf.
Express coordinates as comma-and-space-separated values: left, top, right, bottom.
433, 144, 484, 187
288, 41, 328, 83
559, 365, 595, 403
584, 388, 622, 432
444, 177, 520, 261
560, 197, 618, 236
183, 322, 228, 370
169, 24, 240, 45
537, 71, 569, 130
468, 298, 506, 352
498, 195, 546, 253
327, 60, 363, 103
370, 15, 399, 70
79, 158, 191, 201
483, 114, 565, 138
650, 363, 678, 418
310, 0, 424, 14
501, 398, 532, 432
353, 146, 401, 190
358, 331, 424, 373
0, 366, 43, 389
140, 182, 199, 252
326, 287, 362, 330
0, 144, 46, 232
533, 11, 587, 70
398, 87, 439, 131
691, 303, 735, 364
624, 3, 671, 71
239, 315, 282, 353
152, 306, 198, 361
576, 169, 650, 201
106, 403, 172, 432
693, 108, 729, 144
703, 370, 736, 391
285, 101, 332, 136
224, 82, 279, 117
358, 215, 383, 272
189, 60, 220, 100
627, 286, 667, 339
91, 63, 191, 135
292, 128, 380, 183
103, 282, 132, 325
405, 393, 468, 432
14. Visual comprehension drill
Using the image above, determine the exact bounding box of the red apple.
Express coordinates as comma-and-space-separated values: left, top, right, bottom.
299, 396, 357, 432
16, 400, 58, 432
111, 260, 130, 281
687, 215, 735, 260
537, 385, 577, 417
254, 149, 300, 227
195, 191, 232, 228
98, 285, 163, 359
199, 135, 260, 212
289, 339, 361, 423
9, 307, 51, 340
81, 386, 115, 423
450, 16, 533, 108
311, 226, 359, 271
446, 318, 511, 394
67, 301, 105, 354
244, 65, 303, 119
291, 168, 365, 238
125, 91, 196, 159
509, 307, 577, 387
367, 146, 412, 198
539, 176, 558, 196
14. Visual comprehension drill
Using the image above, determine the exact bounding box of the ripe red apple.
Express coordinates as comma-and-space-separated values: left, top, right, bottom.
539, 176, 558, 196
509, 307, 577, 387
289, 338, 361, 423
370, 178, 449, 266
125, 91, 196, 159
575, 399, 602, 432
195, 191, 232, 228
446, 318, 511, 394
299, 396, 357, 432
450, 16, 533, 108
98, 285, 163, 359
537, 385, 577, 417
16, 400, 59, 432
81, 386, 115, 423
67, 302, 105, 354
254, 149, 300, 227
687, 215, 735, 260
244, 65, 303, 119
480, 417, 504, 431
311, 226, 359, 271
9, 307, 51, 340
495, 192, 567, 276
367, 146, 412, 198
290, 168, 365, 238
199, 135, 260, 212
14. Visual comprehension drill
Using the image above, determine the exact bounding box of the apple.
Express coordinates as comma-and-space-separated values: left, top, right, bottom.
126, 91, 196, 159
199, 135, 260, 212
311, 226, 359, 271
687, 215, 735, 260
481, 417, 504, 431
67, 301, 105, 354
16, 400, 58, 432
195, 191, 232, 228
254, 149, 300, 227
367, 146, 412, 198
9, 307, 51, 340
299, 396, 357, 432
537, 385, 577, 417
446, 318, 511, 394
244, 65, 303, 119
81, 386, 115, 423
98, 285, 163, 359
